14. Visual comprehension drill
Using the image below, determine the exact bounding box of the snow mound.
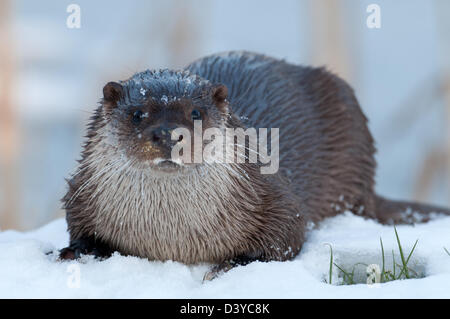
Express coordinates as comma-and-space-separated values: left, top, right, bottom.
1, 213, 450, 298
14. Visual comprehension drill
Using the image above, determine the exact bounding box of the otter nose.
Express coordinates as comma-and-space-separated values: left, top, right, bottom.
150, 126, 181, 147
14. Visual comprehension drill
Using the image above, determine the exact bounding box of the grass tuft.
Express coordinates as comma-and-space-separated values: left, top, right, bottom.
326, 226, 421, 285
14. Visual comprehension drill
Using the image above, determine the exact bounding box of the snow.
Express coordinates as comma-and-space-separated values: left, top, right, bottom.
161, 95, 169, 104
1, 212, 450, 298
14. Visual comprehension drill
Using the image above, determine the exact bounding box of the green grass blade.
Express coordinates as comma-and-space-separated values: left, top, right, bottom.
392, 250, 396, 278
325, 243, 333, 284
405, 239, 419, 265
333, 263, 352, 285
380, 237, 386, 283
398, 239, 418, 279
394, 226, 410, 279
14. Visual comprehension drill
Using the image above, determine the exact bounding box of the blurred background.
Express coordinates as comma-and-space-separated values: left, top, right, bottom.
0, 0, 449, 231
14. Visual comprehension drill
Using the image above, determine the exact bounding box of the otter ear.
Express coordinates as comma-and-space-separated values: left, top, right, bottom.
211, 84, 228, 112
103, 82, 123, 105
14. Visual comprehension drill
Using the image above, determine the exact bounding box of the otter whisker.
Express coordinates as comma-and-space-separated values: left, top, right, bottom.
71, 157, 110, 177
86, 159, 129, 207
93, 158, 136, 235
66, 158, 123, 206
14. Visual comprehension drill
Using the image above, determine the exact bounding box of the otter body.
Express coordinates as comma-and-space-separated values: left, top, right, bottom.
60, 51, 450, 276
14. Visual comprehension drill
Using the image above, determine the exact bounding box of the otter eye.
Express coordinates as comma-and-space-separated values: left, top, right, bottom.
132, 110, 144, 124
191, 109, 202, 121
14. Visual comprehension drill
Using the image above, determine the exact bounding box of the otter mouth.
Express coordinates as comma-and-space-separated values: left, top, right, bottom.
152, 158, 183, 172
157, 159, 180, 168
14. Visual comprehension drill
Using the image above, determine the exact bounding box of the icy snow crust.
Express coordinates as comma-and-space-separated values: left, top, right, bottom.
0, 213, 449, 298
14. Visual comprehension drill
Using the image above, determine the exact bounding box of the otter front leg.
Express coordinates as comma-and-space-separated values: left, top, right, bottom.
59, 236, 112, 260
203, 255, 263, 281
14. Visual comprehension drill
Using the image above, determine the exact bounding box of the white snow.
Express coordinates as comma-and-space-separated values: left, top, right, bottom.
161, 95, 169, 104
1, 212, 450, 298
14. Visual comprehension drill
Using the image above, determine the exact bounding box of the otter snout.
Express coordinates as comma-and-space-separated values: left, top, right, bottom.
146, 125, 182, 149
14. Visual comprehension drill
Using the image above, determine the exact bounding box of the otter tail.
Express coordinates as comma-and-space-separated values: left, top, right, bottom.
374, 195, 450, 225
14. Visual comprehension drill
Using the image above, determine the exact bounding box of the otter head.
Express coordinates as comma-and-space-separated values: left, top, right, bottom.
101, 70, 229, 175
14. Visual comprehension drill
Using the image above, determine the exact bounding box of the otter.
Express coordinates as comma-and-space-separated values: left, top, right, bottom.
59, 51, 450, 279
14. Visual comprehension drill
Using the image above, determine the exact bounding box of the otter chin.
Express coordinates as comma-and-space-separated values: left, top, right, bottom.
154, 158, 181, 167
152, 158, 184, 172
59, 51, 450, 281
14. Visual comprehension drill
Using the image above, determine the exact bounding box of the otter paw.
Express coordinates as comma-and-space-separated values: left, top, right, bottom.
202, 261, 234, 282
202, 271, 216, 282
202, 269, 221, 282
58, 237, 112, 261
202, 256, 262, 282
202, 269, 223, 282
58, 247, 78, 260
